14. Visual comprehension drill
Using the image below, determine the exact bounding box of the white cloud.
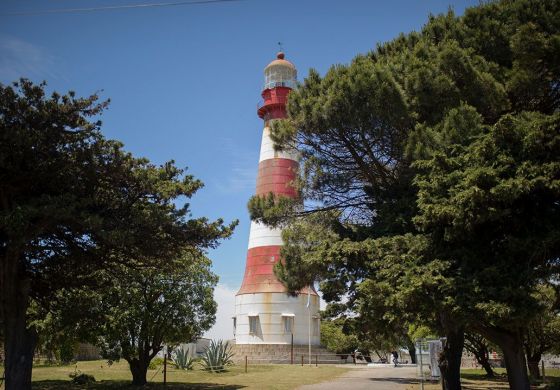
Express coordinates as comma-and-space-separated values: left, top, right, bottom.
0, 35, 60, 82
204, 283, 236, 341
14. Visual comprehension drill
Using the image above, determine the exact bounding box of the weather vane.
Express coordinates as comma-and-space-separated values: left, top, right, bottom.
277, 41, 284, 52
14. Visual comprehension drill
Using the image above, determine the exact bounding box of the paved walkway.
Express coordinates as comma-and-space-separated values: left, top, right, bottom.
297, 365, 419, 390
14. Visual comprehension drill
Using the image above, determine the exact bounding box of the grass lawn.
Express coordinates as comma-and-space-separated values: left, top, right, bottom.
406, 368, 560, 390
29, 360, 350, 389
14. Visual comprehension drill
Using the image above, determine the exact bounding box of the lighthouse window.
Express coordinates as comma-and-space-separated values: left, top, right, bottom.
313, 317, 320, 336
283, 316, 294, 333
249, 315, 258, 334
264, 66, 296, 90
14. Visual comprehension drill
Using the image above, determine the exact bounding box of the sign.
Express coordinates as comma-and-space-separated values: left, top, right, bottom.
428, 340, 443, 378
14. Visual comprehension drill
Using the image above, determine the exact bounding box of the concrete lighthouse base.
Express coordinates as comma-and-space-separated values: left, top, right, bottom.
232, 291, 331, 364
234, 292, 320, 345
230, 343, 339, 364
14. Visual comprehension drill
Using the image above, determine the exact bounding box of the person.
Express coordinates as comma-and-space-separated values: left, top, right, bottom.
391, 350, 399, 367
353, 349, 362, 362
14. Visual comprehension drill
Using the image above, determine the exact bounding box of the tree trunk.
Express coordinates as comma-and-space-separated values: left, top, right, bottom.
438, 325, 464, 390
477, 326, 530, 390
471, 345, 494, 378
501, 337, 530, 390
2, 250, 36, 390
128, 358, 149, 386
464, 332, 494, 378
406, 340, 417, 364
374, 350, 384, 360
480, 357, 495, 378
4, 323, 37, 390
526, 353, 541, 380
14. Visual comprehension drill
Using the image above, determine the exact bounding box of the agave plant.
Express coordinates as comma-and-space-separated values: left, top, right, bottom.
200, 340, 234, 372
172, 346, 194, 370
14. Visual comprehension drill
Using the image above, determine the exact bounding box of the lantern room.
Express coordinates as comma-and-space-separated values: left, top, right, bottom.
258, 52, 297, 120
263, 52, 297, 90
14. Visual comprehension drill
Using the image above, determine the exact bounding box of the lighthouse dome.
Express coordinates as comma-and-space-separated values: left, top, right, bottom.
264, 52, 297, 90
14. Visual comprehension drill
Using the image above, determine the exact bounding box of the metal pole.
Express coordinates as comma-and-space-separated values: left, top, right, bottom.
245, 356, 248, 373
542, 360, 546, 384
308, 290, 311, 366
301, 354, 304, 366
291, 333, 294, 365
419, 341, 424, 390
163, 346, 167, 386
315, 355, 318, 367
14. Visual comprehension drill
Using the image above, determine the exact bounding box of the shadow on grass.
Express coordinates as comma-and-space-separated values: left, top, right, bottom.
32, 380, 246, 389
368, 377, 419, 385
461, 372, 508, 382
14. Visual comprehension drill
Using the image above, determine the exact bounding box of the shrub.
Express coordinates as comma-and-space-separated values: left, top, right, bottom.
57, 339, 76, 364
148, 357, 165, 370
200, 340, 234, 372
173, 346, 194, 370
71, 373, 96, 384
69, 367, 95, 384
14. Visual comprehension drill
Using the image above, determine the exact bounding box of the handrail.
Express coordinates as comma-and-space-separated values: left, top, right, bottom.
264, 80, 296, 90
256, 99, 285, 110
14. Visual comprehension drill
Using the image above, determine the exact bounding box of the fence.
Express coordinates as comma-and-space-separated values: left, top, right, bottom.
145, 352, 403, 386
240, 352, 409, 368
140, 353, 365, 387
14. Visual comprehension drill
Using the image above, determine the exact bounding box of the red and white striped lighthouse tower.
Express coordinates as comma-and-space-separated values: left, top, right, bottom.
234, 52, 320, 346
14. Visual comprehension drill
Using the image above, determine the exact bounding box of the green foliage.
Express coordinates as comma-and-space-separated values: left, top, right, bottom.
248, 192, 300, 228
148, 358, 165, 370
0, 79, 237, 387
57, 338, 76, 365
200, 340, 234, 372
464, 332, 496, 377
525, 284, 560, 358
249, 1, 560, 389
173, 347, 195, 370
546, 383, 560, 390
69, 373, 96, 385
1, 79, 236, 305
31, 319, 78, 365
320, 320, 359, 355
78, 251, 219, 382
69, 367, 96, 384
414, 111, 560, 326
408, 324, 436, 342
274, 211, 343, 296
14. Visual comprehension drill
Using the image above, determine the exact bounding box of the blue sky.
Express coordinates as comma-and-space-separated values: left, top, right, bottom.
1, 0, 479, 339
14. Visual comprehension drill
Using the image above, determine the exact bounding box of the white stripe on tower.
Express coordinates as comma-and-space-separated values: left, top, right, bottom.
247, 221, 283, 249
248, 126, 298, 250
259, 126, 298, 163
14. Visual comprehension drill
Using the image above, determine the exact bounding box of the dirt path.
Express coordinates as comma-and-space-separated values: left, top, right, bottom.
296, 365, 419, 390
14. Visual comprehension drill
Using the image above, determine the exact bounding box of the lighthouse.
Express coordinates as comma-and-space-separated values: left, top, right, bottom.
234, 52, 320, 348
